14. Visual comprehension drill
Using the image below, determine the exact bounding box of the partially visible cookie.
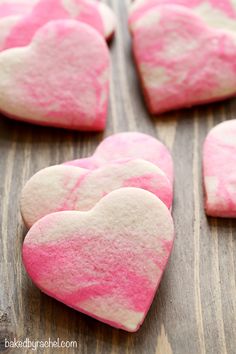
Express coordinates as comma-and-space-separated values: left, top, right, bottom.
132, 5, 236, 114
203, 119, 236, 217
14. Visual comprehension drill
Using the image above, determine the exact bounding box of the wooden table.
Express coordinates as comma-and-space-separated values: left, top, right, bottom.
1, 1, 236, 353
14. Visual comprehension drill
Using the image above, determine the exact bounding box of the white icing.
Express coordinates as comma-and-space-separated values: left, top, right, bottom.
195, 2, 236, 32
79, 295, 145, 332
205, 176, 219, 206
131, 9, 161, 30
62, 0, 82, 18
140, 64, 169, 88
98, 2, 116, 38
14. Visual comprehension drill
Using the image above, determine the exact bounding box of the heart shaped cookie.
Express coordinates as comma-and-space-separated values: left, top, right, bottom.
65, 132, 174, 185
0, 20, 110, 131
22, 188, 175, 332
21, 159, 173, 228
129, 0, 236, 33
203, 119, 236, 217
131, 5, 236, 114
0, 0, 115, 50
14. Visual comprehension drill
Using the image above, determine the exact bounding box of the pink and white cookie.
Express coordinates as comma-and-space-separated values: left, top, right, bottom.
22, 188, 175, 332
203, 119, 236, 217
129, 0, 236, 33
0, 20, 110, 131
131, 5, 236, 114
65, 132, 174, 186
21, 159, 173, 228
0, 0, 116, 50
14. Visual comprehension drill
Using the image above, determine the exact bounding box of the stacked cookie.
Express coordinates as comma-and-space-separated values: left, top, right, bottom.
0, 0, 116, 130
129, 0, 236, 114
21, 132, 175, 332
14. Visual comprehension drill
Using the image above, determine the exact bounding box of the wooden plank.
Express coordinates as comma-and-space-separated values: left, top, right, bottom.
0, 0, 236, 353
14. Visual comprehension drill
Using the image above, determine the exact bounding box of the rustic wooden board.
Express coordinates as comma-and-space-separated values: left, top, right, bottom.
0, 1, 236, 353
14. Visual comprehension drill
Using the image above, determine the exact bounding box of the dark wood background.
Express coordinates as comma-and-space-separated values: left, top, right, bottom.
1, 1, 236, 353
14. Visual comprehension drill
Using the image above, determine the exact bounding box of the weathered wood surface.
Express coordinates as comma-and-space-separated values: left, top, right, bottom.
0, 1, 236, 353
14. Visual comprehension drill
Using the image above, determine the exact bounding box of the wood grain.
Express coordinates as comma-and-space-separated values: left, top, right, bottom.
1, 1, 236, 353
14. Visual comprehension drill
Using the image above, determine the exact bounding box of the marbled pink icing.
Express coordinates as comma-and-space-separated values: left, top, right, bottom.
1, 0, 105, 50
129, 0, 236, 28
203, 119, 236, 217
20, 159, 173, 227
65, 132, 174, 185
22, 188, 175, 332
0, 20, 110, 131
0, 1, 34, 17
132, 5, 236, 114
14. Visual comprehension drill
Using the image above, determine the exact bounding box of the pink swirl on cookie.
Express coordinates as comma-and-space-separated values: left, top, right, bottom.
0, 20, 110, 131
203, 119, 236, 217
22, 188, 175, 332
21, 159, 173, 227
132, 5, 236, 114
0, 0, 36, 48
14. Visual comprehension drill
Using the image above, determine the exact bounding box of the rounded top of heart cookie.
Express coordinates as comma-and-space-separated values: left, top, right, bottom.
94, 132, 174, 182
129, 0, 236, 33
204, 119, 236, 145
65, 132, 174, 184
20, 158, 173, 228
0, 19, 110, 131
1, 0, 115, 51
22, 188, 174, 332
